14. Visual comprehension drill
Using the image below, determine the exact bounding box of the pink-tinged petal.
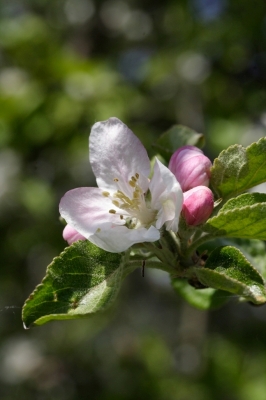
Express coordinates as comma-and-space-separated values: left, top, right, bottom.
89, 225, 160, 253
182, 186, 214, 226
89, 117, 150, 195
63, 224, 86, 245
150, 159, 183, 232
59, 187, 124, 239
169, 145, 212, 191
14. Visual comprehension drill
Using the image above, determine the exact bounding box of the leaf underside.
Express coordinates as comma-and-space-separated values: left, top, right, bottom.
22, 241, 124, 327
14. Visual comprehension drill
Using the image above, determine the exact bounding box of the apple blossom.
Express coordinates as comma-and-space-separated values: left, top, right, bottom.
182, 186, 214, 226
169, 145, 212, 191
60, 117, 183, 253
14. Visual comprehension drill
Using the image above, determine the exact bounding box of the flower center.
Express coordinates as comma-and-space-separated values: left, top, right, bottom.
104, 173, 157, 229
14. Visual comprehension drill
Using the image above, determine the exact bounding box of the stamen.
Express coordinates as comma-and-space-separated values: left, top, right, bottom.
114, 190, 123, 197
105, 172, 155, 229
112, 200, 120, 207
119, 204, 129, 210
115, 191, 132, 205
96, 228, 101, 233
131, 199, 140, 207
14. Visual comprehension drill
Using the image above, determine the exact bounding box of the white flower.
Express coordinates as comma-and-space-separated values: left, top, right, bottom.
59, 117, 183, 252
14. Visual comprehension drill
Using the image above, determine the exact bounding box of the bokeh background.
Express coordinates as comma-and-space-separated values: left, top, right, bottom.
1, 0, 266, 399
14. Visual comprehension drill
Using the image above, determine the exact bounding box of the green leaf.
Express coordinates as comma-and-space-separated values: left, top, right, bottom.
172, 278, 231, 310
230, 239, 266, 280
198, 237, 266, 280
193, 246, 266, 305
153, 125, 205, 162
204, 193, 266, 240
210, 137, 266, 199
22, 241, 124, 328
220, 192, 266, 211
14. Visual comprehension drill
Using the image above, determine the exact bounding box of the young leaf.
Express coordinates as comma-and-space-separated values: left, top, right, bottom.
153, 125, 205, 162
203, 193, 266, 240
193, 246, 266, 305
22, 240, 124, 328
211, 137, 266, 199
172, 278, 231, 310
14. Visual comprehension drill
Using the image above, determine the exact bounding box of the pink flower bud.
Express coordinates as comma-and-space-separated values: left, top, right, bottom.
182, 186, 214, 226
63, 224, 86, 245
169, 145, 212, 192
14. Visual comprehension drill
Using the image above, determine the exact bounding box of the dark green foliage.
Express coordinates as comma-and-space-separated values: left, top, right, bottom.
23, 241, 123, 327
194, 246, 266, 304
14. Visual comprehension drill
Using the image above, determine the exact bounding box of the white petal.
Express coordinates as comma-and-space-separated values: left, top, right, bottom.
59, 187, 124, 238
89, 117, 150, 195
156, 198, 176, 229
150, 159, 183, 232
89, 225, 160, 253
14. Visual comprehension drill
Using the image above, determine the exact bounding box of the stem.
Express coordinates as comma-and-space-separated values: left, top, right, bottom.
162, 229, 180, 252
142, 242, 165, 263
184, 233, 215, 258
191, 229, 203, 243
123, 259, 175, 279
143, 241, 178, 270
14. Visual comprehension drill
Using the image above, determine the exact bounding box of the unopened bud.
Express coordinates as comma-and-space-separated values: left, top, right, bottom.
182, 186, 214, 226
169, 145, 212, 191
63, 224, 86, 245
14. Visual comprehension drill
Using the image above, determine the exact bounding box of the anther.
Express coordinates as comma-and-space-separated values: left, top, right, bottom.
109, 209, 116, 214
112, 200, 120, 207
102, 191, 110, 197
129, 180, 136, 188
114, 178, 119, 182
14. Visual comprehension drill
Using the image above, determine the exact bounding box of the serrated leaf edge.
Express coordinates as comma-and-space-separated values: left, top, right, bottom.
194, 267, 266, 304
243, 137, 266, 189
206, 201, 266, 238
208, 245, 265, 281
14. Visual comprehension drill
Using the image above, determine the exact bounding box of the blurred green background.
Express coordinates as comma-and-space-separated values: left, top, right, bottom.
1, 0, 266, 399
